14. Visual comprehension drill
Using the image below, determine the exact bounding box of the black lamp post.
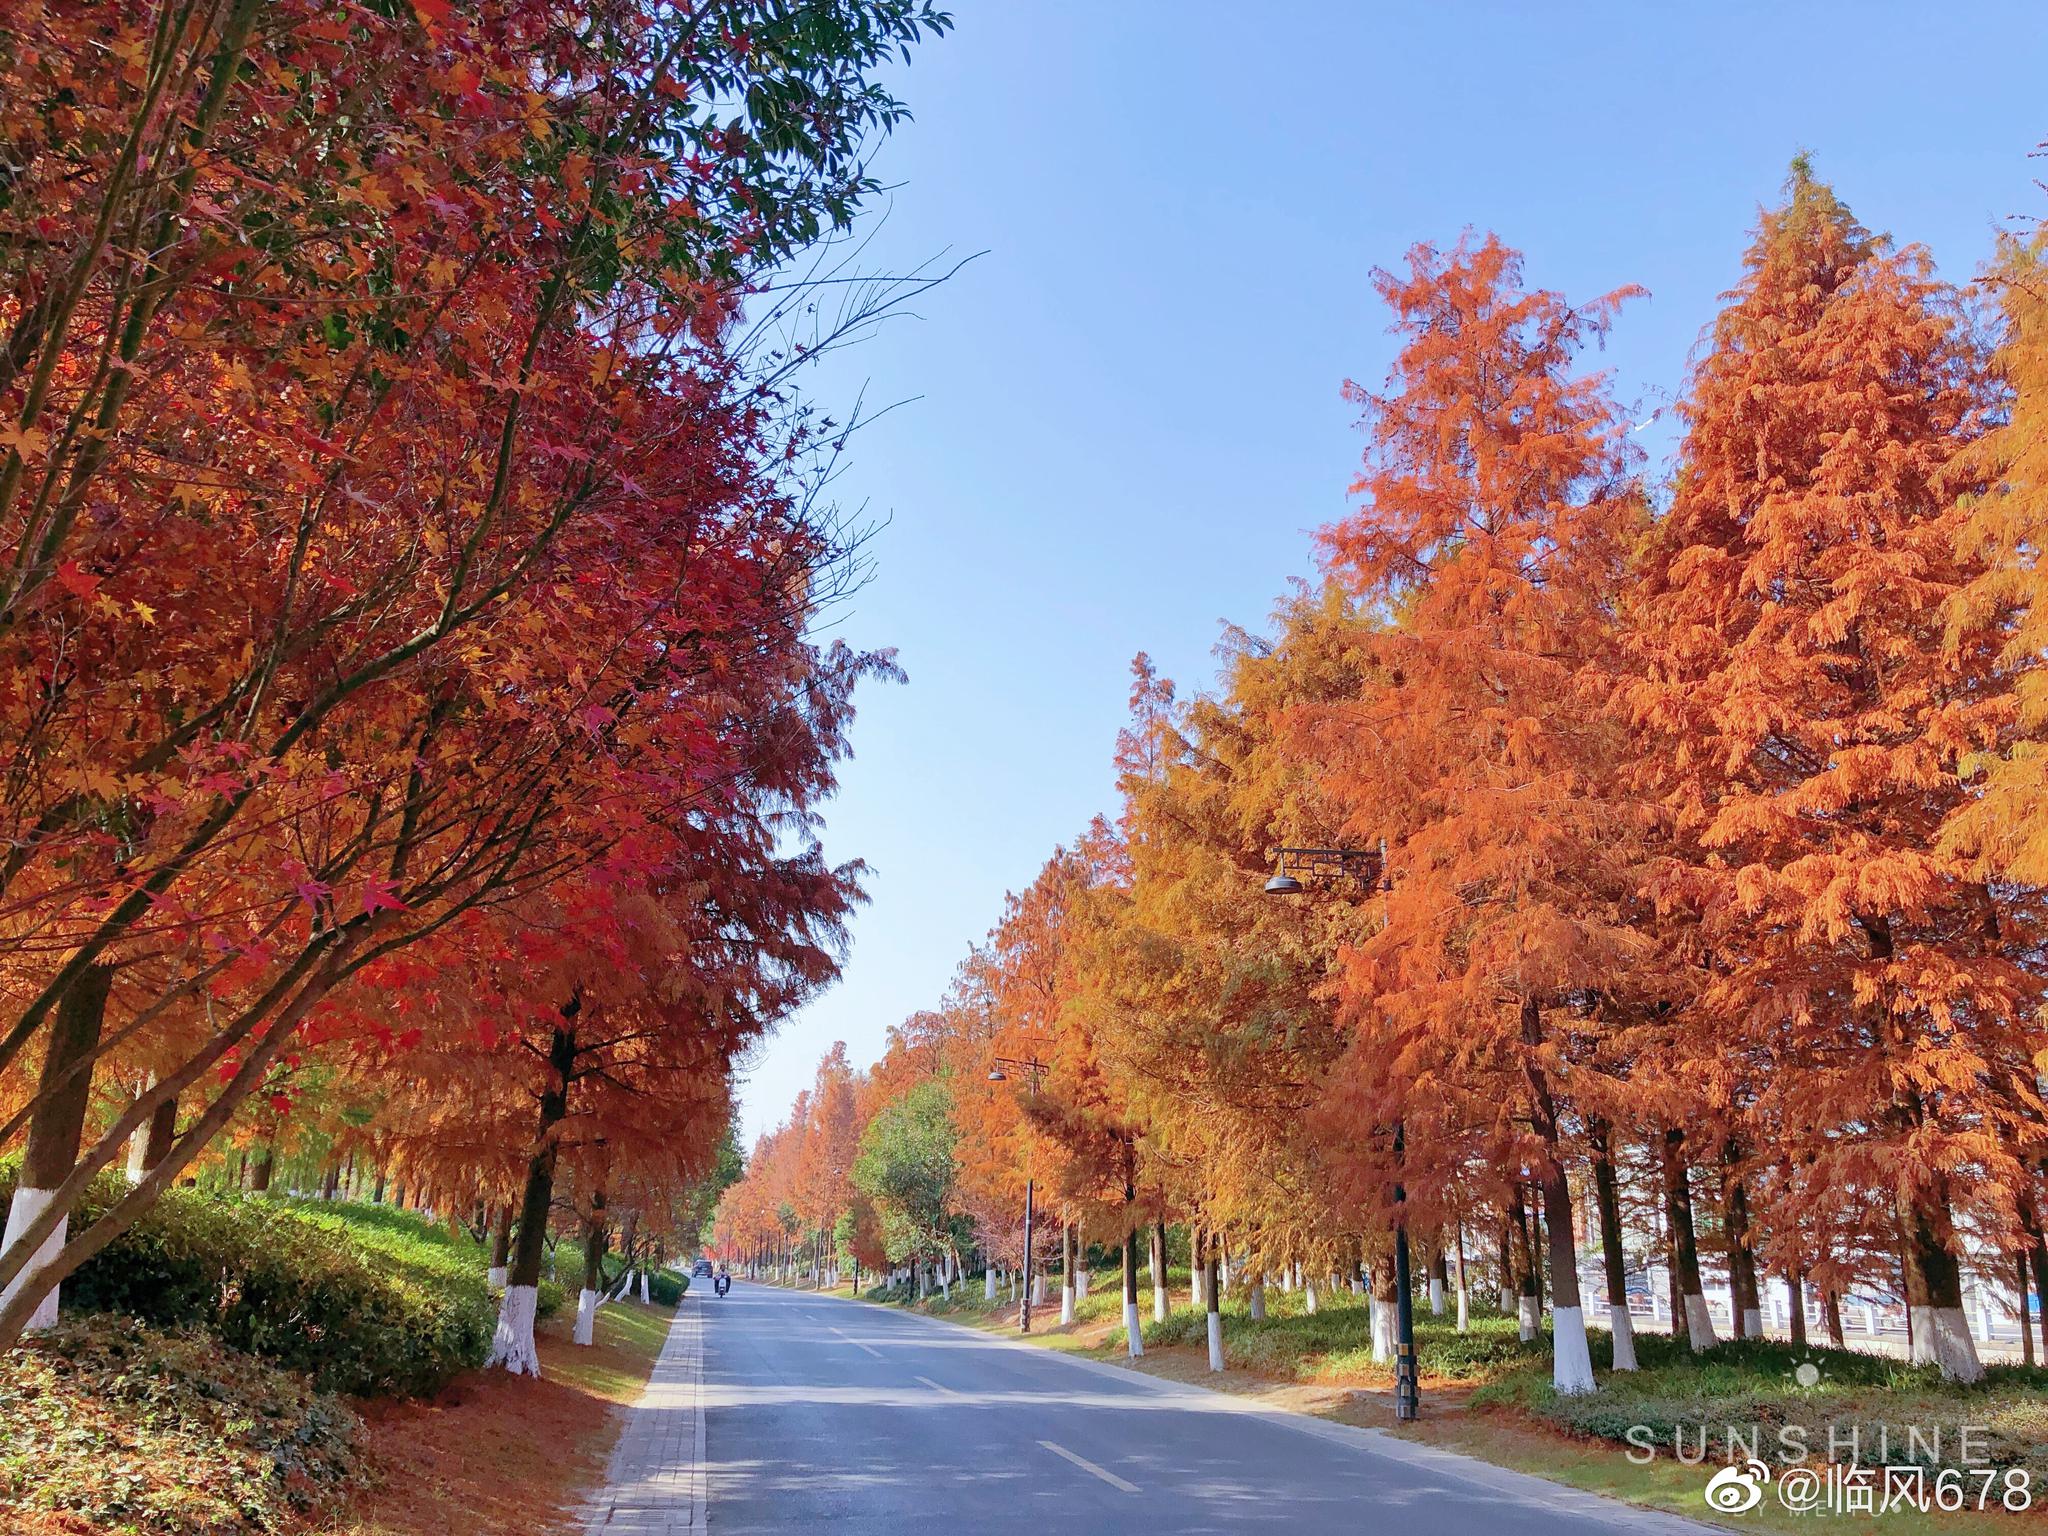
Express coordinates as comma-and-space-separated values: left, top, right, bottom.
987, 1054, 1048, 1334
1264, 842, 1418, 1420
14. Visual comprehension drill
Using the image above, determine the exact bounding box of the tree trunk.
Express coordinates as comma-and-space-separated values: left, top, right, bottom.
1520, 998, 1592, 1394
1203, 1229, 1223, 1371
2020, 1253, 2037, 1369
1588, 1117, 1636, 1370
1060, 1219, 1076, 1325
1721, 1147, 1761, 1339
487, 1012, 577, 1374
1452, 1217, 1470, 1332
1788, 1266, 1808, 1349
1509, 1185, 1540, 1341
1150, 1219, 1168, 1322
1369, 1254, 1398, 1364
250, 1144, 274, 1194
1824, 1288, 1845, 1349
372, 1170, 387, 1203
1896, 1177, 1983, 1382
576, 1192, 607, 1345
2024, 1217, 2048, 1360
1661, 1128, 1715, 1350
1496, 1216, 1515, 1313
1121, 1215, 1142, 1358
488, 1205, 513, 1292
1, 965, 113, 1333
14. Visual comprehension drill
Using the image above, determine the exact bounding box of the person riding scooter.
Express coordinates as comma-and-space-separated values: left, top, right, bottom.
713, 1266, 731, 1297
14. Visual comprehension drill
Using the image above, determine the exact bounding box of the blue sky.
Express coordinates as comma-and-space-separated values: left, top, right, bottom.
738, 1, 2048, 1144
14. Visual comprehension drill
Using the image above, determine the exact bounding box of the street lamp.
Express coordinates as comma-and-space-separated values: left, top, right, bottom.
1263, 842, 1418, 1421
988, 1053, 1048, 1334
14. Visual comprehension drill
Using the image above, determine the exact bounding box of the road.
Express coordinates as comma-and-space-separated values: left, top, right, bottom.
698, 1280, 1714, 1535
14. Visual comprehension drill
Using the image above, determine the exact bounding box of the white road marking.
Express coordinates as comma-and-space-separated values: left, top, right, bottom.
914, 1374, 956, 1395
1038, 1439, 1140, 1493
830, 1326, 883, 1358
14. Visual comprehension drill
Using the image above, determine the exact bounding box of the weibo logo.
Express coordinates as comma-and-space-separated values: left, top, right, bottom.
1703, 1460, 1771, 1514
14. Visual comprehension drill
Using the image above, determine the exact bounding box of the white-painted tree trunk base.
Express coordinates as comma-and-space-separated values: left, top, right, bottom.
1910, 1305, 1984, 1383
1124, 1300, 1143, 1357
1304, 1284, 1318, 1315
1429, 1277, 1444, 1315
1153, 1284, 1167, 1323
1249, 1282, 1266, 1321
1552, 1305, 1597, 1395
1, 1187, 65, 1333
573, 1286, 598, 1345
486, 1265, 508, 1293
1609, 1304, 1639, 1370
1060, 1287, 1074, 1325
1500, 1285, 1515, 1312
638, 1273, 650, 1305
1518, 1294, 1539, 1341
1206, 1312, 1224, 1372
486, 1285, 541, 1375
1371, 1298, 1395, 1362
985, 1269, 997, 1301
1076, 1270, 1089, 1298
1684, 1292, 1718, 1351
1456, 1286, 1469, 1332
1742, 1305, 1762, 1338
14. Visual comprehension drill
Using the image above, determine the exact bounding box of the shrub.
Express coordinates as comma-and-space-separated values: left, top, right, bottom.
0, 1316, 362, 1536
0, 1165, 495, 1396
594, 1251, 688, 1305
287, 1199, 566, 1319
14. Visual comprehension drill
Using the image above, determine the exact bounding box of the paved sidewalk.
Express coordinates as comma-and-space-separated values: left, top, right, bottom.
583, 1295, 706, 1535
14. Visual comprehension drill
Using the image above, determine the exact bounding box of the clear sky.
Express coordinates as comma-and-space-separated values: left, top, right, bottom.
736, 0, 2048, 1145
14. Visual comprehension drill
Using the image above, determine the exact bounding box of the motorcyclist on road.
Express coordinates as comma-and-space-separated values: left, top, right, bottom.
714, 1265, 731, 1297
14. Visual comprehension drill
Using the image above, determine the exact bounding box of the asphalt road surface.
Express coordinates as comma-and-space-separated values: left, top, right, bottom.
699, 1280, 1713, 1535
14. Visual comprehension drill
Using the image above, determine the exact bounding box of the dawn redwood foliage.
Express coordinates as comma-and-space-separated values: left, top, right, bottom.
1621, 166, 2043, 1382
1302, 236, 1650, 1392
0, 0, 948, 1349
736, 166, 2048, 1390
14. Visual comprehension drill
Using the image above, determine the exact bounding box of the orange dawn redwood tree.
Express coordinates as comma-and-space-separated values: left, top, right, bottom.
1621, 164, 2044, 1382
1303, 234, 1651, 1393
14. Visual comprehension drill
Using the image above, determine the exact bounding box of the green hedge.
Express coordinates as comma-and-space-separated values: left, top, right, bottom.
1, 1315, 362, 1535
1, 1166, 500, 1396
285, 1198, 566, 1319
598, 1250, 688, 1306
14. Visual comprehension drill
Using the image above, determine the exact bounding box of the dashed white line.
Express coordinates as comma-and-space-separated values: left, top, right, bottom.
914, 1374, 956, 1395
829, 1326, 883, 1358
1038, 1439, 1140, 1493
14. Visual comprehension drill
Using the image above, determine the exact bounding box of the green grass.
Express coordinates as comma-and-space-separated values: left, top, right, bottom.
1471, 1331, 2048, 1478
549, 1300, 678, 1401
865, 1267, 1540, 1381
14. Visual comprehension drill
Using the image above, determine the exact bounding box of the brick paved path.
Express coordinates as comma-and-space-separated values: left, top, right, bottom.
583, 1294, 706, 1534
